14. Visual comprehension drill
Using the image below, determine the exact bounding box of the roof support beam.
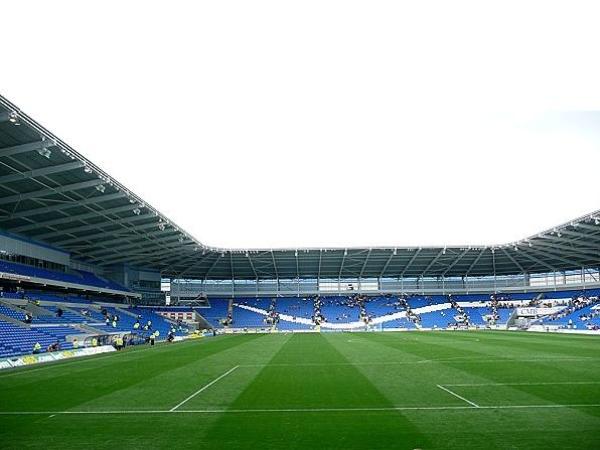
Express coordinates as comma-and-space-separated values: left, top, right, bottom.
203, 254, 224, 280
55, 223, 161, 247
0, 161, 84, 185
521, 245, 581, 268
419, 248, 445, 278
246, 253, 259, 279
155, 250, 205, 271
532, 240, 599, 260
465, 248, 486, 277
571, 223, 600, 233
317, 249, 322, 283
49, 216, 158, 245
270, 251, 279, 281
378, 250, 396, 278
2, 192, 124, 223
31, 205, 144, 238
137, 242, 204, 266
400, 248, 422, 277
73, 234, 182, 262
500, 248, 526, 273
171, 252, 215, 279
516, 248, 556, 272
83, 233, 182, 258
0, 140, 53, 159
441, 248, 471, 277
358, 249, 372, 279
558, 229, 599, 241
338, 249, 348, 280
538, 231, 600, 246
0, 179, 104, 205
98, 244, 191, 266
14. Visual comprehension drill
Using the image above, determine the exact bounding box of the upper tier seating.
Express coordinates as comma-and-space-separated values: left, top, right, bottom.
0, 260, 129, 292
231, 306, 268, 327
196, 298, 230, 328
319, 296, 361, 323
275, 298, 314, 320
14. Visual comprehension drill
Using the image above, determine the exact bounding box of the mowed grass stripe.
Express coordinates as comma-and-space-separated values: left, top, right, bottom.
63, 333, 290, 412
1, 332, 599, 450
351, 331, 599, 388
0, 334, 264, 412
327, 331, 600, 439
203, 333, 430, 449
322, 332, 484, 407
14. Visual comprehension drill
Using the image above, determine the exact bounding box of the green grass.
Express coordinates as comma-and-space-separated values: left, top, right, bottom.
1, 331, 599, 449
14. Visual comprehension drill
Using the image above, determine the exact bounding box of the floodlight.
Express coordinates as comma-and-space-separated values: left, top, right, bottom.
8, 111, 20, 125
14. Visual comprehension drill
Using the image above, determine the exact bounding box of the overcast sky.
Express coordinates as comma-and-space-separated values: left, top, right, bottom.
2, 1, 600, 249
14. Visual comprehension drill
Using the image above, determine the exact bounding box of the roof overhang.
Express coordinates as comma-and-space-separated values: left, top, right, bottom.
1, 94, 599, 280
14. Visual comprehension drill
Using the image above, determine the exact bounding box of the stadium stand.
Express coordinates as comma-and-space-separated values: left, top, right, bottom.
0, 287, 193, 357
0, 260, 129, 292
0, 94, 599, 367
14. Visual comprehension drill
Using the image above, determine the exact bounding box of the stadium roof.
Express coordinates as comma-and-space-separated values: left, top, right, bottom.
1, 94, 599, 281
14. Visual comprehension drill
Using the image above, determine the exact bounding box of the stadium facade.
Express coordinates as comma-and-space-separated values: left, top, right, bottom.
1, 94, 599, 304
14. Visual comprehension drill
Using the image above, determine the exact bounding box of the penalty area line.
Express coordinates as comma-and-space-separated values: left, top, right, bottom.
169, 365, 239, 412
436, 384, 480, 408
444, 381, 600, 387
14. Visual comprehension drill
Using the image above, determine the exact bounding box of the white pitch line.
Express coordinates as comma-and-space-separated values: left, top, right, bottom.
436, 384, 480, 408
238, 357, 597, 367
169, 366, 239, 412
2, 404, 600, 415
445, 381, 600, 387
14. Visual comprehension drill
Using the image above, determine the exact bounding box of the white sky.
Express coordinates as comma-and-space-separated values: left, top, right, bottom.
2, 1, 600, 249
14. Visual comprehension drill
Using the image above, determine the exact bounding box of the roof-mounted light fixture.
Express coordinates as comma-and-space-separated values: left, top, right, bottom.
8, 111, 20, 125
36, 137, 52, 158
95, 184, 105, 193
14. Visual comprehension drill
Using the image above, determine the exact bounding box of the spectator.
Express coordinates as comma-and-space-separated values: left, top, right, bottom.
32, 342, 41, 354
47, 342, 60, 352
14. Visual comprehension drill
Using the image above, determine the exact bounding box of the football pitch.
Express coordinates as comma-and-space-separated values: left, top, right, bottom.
1, 331, 599, 449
